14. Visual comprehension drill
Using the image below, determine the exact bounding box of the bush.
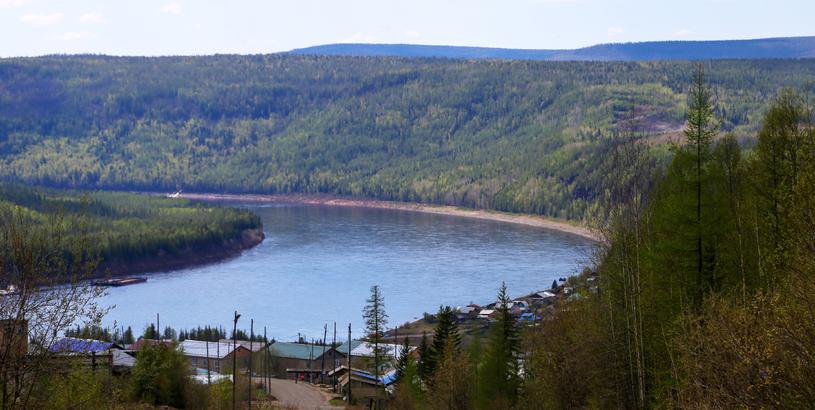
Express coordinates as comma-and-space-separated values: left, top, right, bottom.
130, 342, 192, 407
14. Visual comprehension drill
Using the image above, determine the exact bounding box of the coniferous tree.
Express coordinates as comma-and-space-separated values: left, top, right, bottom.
363, 285, 389, 382
418, 332, 429, 382
683, 65, 720, 307
754, 89, 810, 281
394, 337, 412, 384
423, 306, 461, 383
427, 339, 469, 410
391, 345, 423, 410
143, 324, 159, 340
123, 326, 135, 344
478, 282, 521, 407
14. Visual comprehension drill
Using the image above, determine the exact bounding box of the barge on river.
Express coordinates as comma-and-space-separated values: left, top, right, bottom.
92, 277, 147, 287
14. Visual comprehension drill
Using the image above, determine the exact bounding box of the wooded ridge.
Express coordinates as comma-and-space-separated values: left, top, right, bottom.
1, 55, 814, 221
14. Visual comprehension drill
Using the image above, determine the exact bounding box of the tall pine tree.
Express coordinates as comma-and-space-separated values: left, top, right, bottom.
423, 305, 461, 384
478, 282, 521, 407
363, 285, 388, 382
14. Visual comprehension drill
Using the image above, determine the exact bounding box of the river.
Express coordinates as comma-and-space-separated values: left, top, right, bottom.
100, 203, 593, 341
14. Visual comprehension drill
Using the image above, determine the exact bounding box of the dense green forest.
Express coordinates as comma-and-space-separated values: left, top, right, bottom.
0, 184, 262, 274
2, 55, 815, 220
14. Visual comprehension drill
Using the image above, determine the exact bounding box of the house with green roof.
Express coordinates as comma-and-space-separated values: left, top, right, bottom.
265, 341, 355, 381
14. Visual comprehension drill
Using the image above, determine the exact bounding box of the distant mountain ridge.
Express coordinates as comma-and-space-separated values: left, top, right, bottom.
290, 36, 815, 61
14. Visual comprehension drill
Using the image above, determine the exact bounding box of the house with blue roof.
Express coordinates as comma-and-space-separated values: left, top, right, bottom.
49, 337, 135, 369
50, 337, 123, 353
332, 366, 393, 407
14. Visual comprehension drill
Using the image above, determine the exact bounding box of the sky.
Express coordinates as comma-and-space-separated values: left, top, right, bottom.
1, 0, 814, 57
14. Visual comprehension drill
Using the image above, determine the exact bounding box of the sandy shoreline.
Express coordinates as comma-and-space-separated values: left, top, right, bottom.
177, 193, 600, 242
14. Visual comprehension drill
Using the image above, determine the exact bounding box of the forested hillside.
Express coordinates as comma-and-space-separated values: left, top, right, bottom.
0, 184, 262, 276
292, 36, 815, 61
523, 78, 815, 408
2, 55, 815, 220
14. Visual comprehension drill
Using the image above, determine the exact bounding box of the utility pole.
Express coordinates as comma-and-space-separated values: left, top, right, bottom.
206, 340, 211, 385
347, 323, 352, 405
264, 326, 268, 392
249, 319, 253, 410
321, 324, 327, 384
232, 311, 241, 410
309, 339, 315, 383
156, 313, 160, 339
332, 322, 337, 389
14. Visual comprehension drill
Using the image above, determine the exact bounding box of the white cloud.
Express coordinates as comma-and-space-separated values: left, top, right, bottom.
404, 30, 421, 40
79, 13, 106, 24
673, 29, 692, 38
607, 26, 624, 37
59, 31, 95, 41
343, 32, 379, 43
21, 13, 64, 26
160, 2, 183, 15
0, 0, 30, 7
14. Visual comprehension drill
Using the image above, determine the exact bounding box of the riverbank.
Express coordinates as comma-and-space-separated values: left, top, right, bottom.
177, 193, 600, 242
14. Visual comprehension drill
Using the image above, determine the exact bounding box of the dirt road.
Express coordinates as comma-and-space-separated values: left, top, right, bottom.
255, 377, 342, 410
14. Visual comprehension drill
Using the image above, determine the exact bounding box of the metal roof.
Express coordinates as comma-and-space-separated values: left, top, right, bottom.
334, 339, 364, 355
347, 369, 399, 386
112, 349, 136, 367
50, 337, 121, 353
218, 339, 269, 352
178, 340, 239, 359
266, 341, 334, 360
350, 342, 413, 360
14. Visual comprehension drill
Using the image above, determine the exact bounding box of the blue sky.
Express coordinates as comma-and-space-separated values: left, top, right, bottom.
1, 0, 813, 57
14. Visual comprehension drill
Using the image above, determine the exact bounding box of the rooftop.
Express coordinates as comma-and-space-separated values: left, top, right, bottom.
350, 342, 413, 360
178, 340, 240, 359
267, 341, 336, 360
335, 339, 365, 355
218, 339, 269, 352
50, 337, 121, 353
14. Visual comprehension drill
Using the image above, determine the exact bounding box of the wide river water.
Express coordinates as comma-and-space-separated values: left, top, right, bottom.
100, 203, 593, 341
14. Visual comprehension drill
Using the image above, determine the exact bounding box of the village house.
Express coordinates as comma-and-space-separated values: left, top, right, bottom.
265, 341, 348, 381
50, 337, 135, 371
478, 309, 497, 320
177, 339, 250, 374
456, 304, 481, 319
348, 341, 411, 370
330, 366, 395, 408
532, 290, 557, 305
